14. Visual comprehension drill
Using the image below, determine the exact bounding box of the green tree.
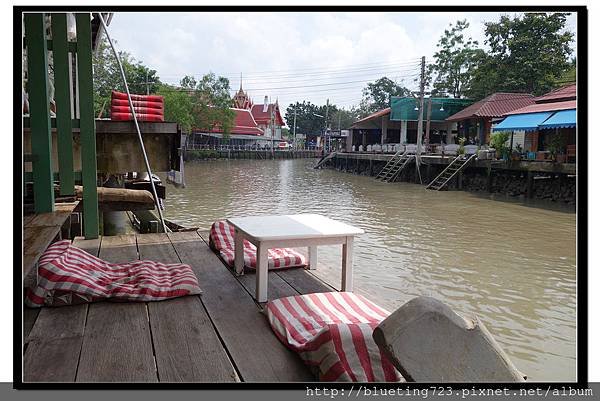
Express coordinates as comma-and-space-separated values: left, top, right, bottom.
157, 83, 194, 132
468, 12, 574, 98
428, 20, 483, 98
330, 107, 360, 130
360, 77, 410, 116
284, 101, 326, 138
92, 36, 161, 118
191, 73, 235, 139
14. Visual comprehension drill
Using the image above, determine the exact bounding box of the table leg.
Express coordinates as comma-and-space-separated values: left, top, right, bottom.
341, 236, 354, 292
256, 244, 269, 303
234, 230, 244, 276
308, 246, 318, 269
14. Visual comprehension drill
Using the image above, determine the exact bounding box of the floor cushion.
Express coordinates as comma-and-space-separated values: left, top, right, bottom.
25, 240, 202, 308
265, 292, 404, 382
209, 220, 306, 272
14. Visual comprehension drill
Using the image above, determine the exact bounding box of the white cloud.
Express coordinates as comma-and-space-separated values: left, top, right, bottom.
106, 10, 578, 111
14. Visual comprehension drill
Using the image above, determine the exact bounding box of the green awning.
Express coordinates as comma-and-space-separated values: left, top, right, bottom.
389, 97, 473, 122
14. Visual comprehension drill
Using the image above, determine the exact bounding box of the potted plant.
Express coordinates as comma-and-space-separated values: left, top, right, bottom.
458, 137, 466, 156
490, 132, 510, 160
548, 132, 567, 162
512, 144, 523, 161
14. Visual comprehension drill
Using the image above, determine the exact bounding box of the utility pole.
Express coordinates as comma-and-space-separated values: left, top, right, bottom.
146, 70, 149, 95
270, 97, 275, 158
324, 98, 329, 153
293, 105, 297, 150
415, 56, 426, 183
425, 96, 432, 151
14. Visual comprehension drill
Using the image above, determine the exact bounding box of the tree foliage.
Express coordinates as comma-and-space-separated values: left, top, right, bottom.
92, 37, 161, 118
191, 73, 236, 137
467, 13, 574, 98
428, 20, 483, 98
158, 74, 235, 135
360, 77, 410, 116
284, 101, 359, 138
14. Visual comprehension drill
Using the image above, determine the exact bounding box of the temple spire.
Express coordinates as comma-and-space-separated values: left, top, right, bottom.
239, 72, 243, 91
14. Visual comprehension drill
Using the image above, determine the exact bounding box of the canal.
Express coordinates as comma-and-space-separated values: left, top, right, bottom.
162, 158, 577, 382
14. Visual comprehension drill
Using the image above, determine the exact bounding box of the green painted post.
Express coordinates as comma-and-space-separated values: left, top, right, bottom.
51, 14, 75, 196
25, 13, 55, 213
76, 13, 99, 239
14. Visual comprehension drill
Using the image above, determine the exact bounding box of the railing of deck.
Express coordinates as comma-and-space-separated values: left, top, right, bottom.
24, 12, 99, 238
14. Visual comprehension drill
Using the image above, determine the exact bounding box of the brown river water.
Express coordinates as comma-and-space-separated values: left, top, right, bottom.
161, 158, 577, 382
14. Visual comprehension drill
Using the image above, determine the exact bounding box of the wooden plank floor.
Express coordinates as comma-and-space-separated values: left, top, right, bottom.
23, 231, 336, 382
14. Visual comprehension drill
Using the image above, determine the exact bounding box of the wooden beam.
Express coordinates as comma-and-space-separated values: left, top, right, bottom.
25, 13, 55, 213
76, 235, 158, 382
51, 14, 75, 196
137, 233, 237, 382
75, 13, 99, 239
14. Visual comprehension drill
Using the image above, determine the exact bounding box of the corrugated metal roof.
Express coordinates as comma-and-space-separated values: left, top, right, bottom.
505, 100, 576, 115
445, 93, 535, 122
535, 83, 576, 103
351, 108, 391, 126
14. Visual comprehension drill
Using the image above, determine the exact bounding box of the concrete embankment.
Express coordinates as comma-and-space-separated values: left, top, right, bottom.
323, 153, 576, 205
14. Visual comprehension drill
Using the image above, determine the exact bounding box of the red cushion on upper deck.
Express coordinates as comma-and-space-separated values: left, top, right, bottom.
209, 220, 306, 271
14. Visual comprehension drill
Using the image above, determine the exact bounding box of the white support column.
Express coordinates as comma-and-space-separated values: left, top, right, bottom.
400, 120, 408, 144
234, 230, 244, 275
308, 246, 318, 269
346, 129, 354, 152
341, 236, 354, 292
256, 244, 269, 302
381, 116, 388, 145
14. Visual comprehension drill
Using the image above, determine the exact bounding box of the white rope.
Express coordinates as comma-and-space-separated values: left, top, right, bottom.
96, 13, 169, 233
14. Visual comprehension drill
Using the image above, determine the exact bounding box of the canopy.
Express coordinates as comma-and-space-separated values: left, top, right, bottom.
538, 109, 576, 129
493, 112, 553, 132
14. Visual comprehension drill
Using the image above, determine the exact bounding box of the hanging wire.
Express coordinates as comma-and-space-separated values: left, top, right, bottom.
96, 13, 169, 233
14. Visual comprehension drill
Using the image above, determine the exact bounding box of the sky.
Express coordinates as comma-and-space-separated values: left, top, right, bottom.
107, 11, 577, 113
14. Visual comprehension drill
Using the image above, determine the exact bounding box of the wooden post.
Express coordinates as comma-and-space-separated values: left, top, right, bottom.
76, 13, 99, 239
51, 14, 75, 196
341, 237, 354, 292
25, 13, 55, 213
527, 171, 534, 198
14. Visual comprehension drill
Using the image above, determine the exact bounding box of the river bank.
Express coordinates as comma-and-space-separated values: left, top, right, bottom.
322, 154, 576, 205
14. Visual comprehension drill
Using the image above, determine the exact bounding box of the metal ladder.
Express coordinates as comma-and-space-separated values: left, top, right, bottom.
376, 151, 415, 183
426, 153, 477, 191
314, 151, 337, 169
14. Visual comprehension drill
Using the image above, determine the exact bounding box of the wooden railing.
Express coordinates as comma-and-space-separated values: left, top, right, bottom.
24, 13, 99, 238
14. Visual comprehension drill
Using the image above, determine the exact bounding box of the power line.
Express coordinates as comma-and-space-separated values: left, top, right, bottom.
213, 58, 423, 77
158, 61, 423, 81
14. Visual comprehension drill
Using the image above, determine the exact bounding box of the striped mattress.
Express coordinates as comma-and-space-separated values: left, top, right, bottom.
265, 292, 404, 382
25, 240, 202, 307
209, 220, 306, 272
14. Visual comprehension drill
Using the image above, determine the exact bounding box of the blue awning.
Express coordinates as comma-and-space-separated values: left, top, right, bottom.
539, 109, 576, 129
493, 112, 554, 132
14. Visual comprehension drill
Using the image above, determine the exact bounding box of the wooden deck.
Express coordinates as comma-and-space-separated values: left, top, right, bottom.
22, 231, 336, 382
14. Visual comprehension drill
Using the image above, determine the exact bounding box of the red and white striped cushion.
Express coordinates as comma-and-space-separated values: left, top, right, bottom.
209, 220, 306, 271
25, 240, 202, 308
265, 292, 404, 382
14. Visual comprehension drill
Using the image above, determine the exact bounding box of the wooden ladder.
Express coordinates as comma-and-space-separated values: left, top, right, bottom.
314, 151, 337, 169
426, 153, 477, 191
376, 151, 415, 183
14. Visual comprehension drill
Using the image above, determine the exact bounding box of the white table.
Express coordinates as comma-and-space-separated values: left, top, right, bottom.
227, 214, 364, 303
